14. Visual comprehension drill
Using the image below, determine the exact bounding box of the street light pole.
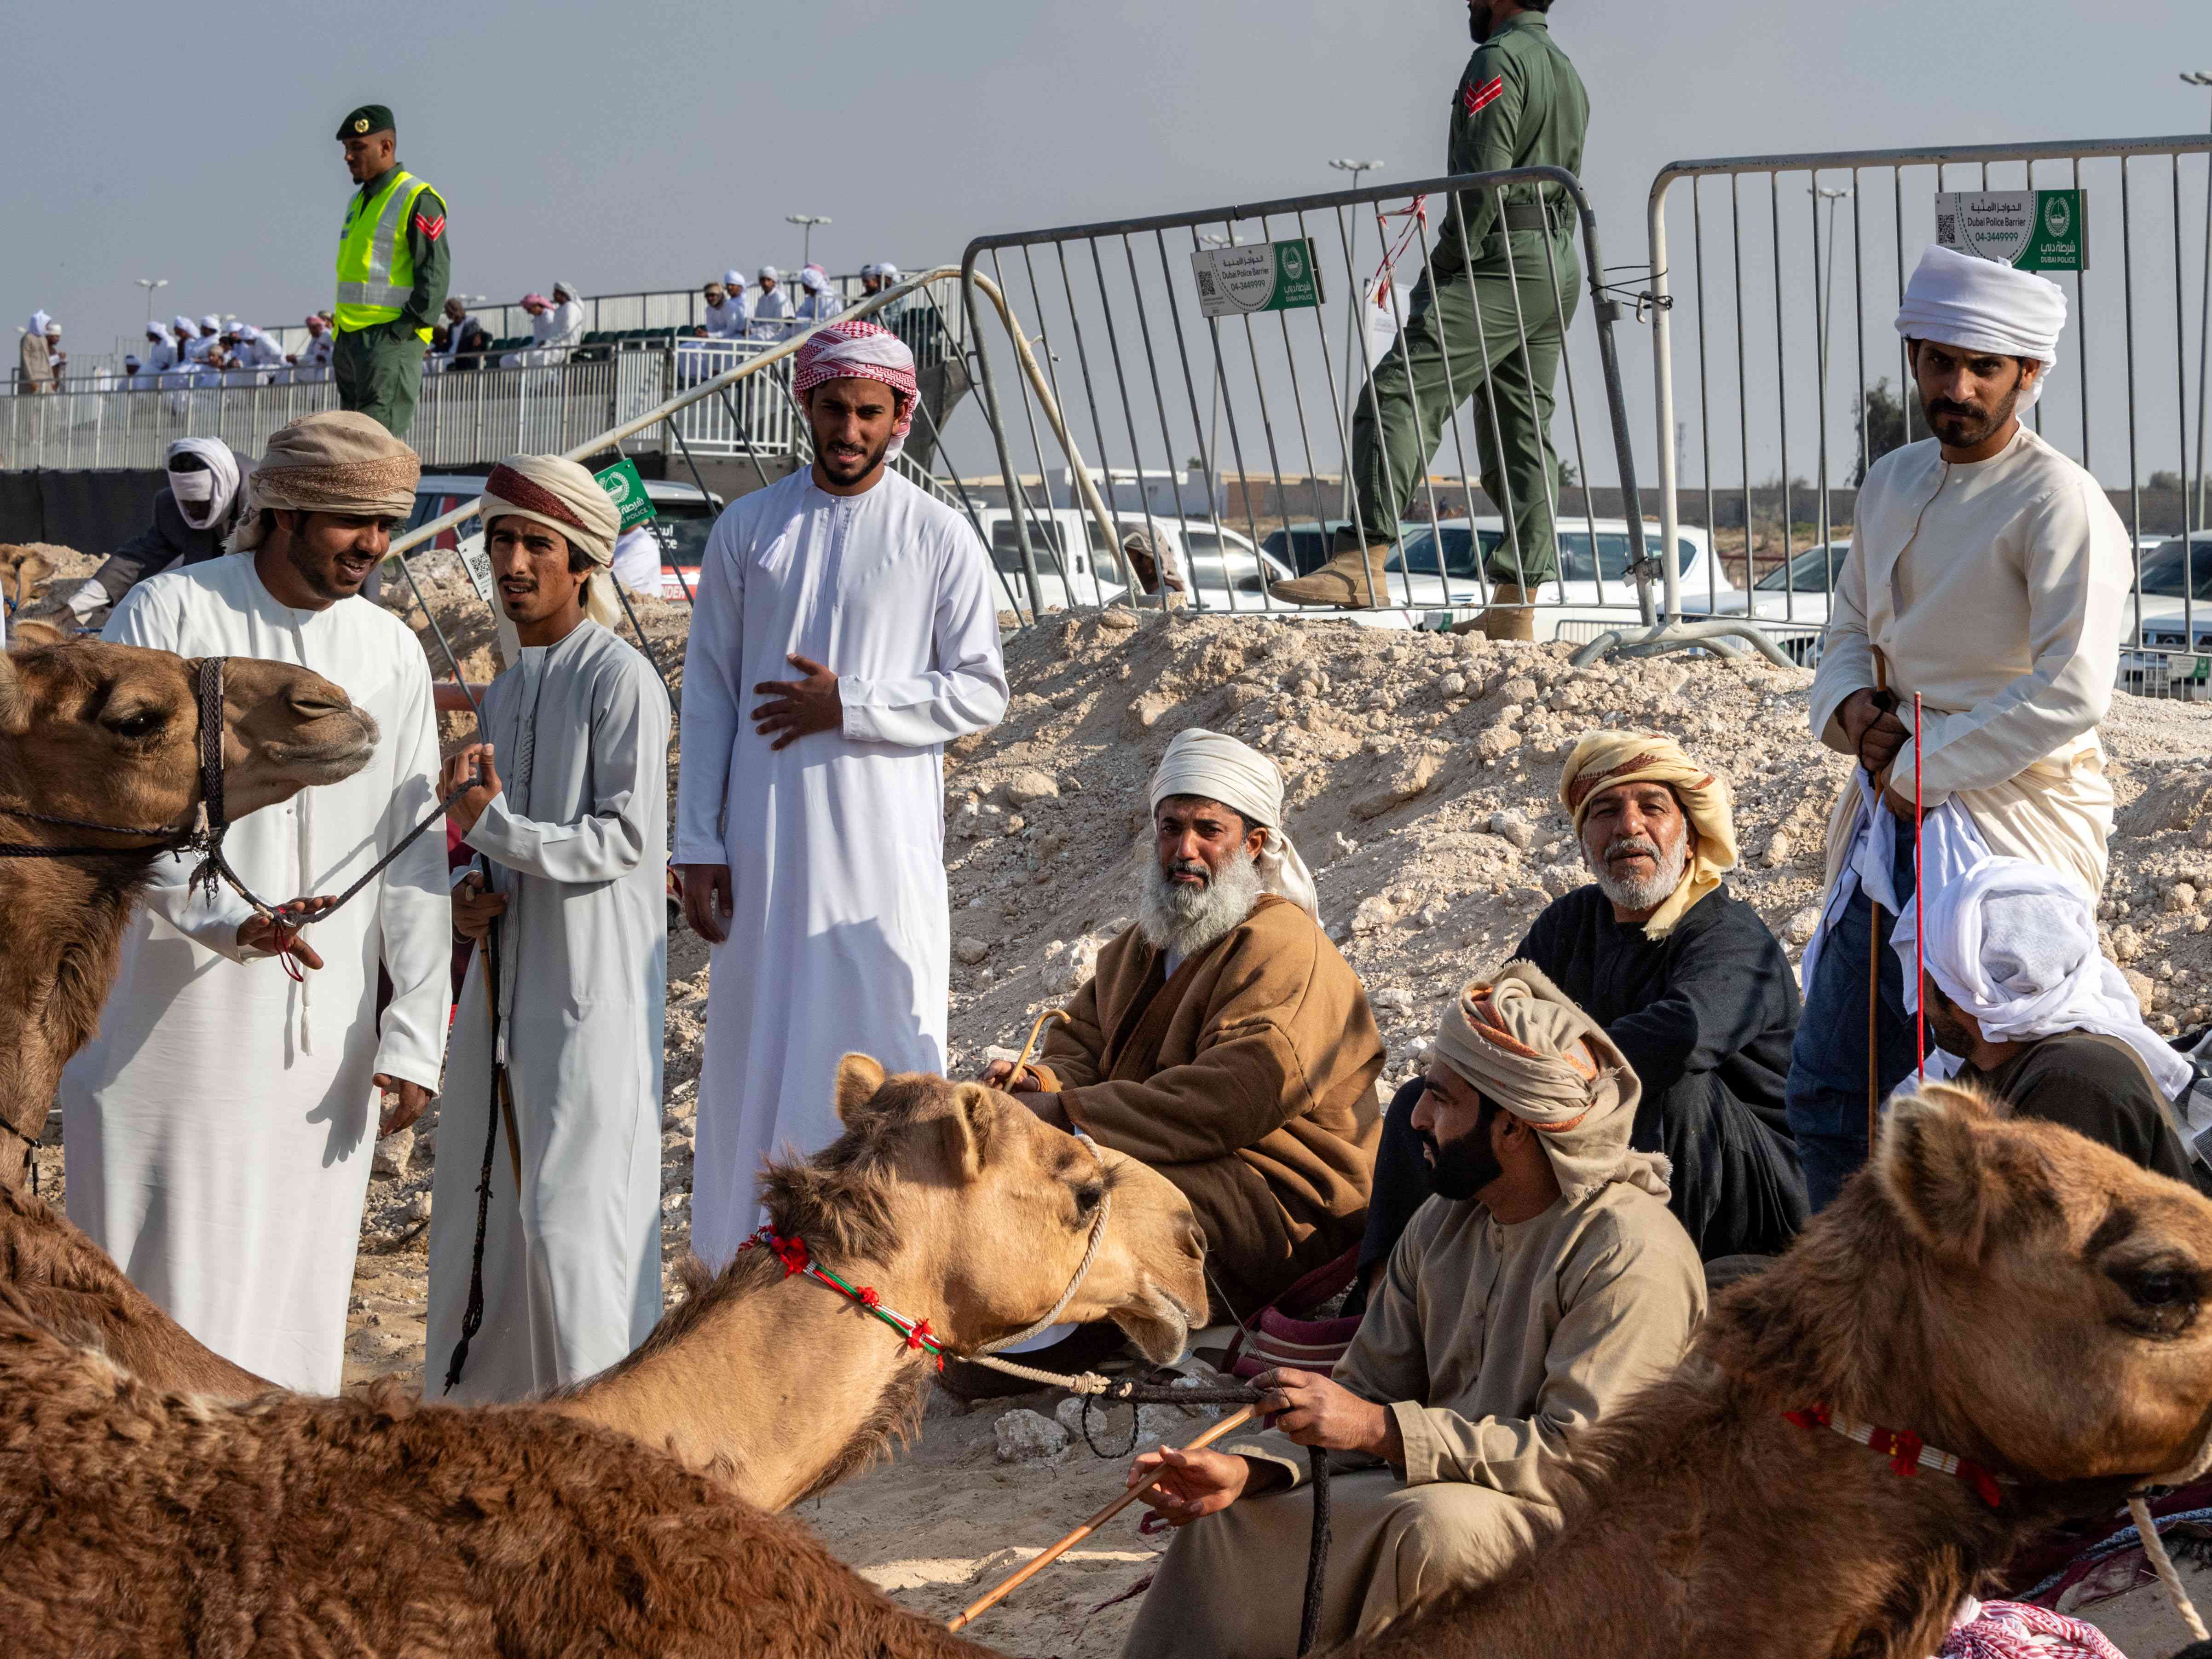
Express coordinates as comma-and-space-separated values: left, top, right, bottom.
786, 214, 831, 272
1329, 158, 1386, 518
136, 277, 168, 323
2186, 73, 2212, 536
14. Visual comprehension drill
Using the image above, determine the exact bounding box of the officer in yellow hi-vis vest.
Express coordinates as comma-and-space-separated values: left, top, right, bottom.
333, 104, 449, 439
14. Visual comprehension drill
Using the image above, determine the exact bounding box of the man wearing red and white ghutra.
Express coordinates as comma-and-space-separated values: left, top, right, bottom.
675, 321, 1007, 1267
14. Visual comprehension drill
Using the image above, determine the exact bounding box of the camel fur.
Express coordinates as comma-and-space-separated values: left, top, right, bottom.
1330, 1083, 2212, 1659
0, 633, 375, 1173
0, 1061, 1209, 1658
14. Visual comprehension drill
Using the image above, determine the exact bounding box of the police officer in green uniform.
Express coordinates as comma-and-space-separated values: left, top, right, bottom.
1271, 0, 1587, 639
332, 104, 450, 440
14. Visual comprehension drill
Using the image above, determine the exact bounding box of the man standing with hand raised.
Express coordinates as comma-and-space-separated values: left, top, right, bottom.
675, 320, 1006, 1269
422, 454, 669, 1401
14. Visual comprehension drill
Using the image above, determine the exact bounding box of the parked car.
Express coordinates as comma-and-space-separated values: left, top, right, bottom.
2118, 532, 2212, 694
404, 474, 723, 600
973, 507, 1302, 618
1677, 540, 1848, 664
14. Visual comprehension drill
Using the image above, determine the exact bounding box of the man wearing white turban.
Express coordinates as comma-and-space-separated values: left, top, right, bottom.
981, 727, 1383, 1325
1121, 962, 1703, 1659
676, 320, 1007, 1272
17, 312, 56, 393
748, 264, 795, 340
795, 264, 843, 324
422, 453, 670, 1401
64, 437, 250, 627
1789, 243, 2134, 1209
1919, 856, 2206, 1190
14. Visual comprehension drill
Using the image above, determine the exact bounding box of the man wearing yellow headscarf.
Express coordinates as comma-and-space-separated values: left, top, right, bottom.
1358, 728, 1808, 1275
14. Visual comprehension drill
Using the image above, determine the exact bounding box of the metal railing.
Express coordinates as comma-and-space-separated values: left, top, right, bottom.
952, 167, 1781, 660
381, 266, 1083, 697
1643, 131, 2212, 684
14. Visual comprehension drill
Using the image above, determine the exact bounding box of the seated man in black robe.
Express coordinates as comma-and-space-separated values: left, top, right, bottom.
1361, 731, 1808, 1275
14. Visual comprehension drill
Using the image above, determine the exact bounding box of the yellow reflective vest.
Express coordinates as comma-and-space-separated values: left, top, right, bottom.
335, 168, 436, 340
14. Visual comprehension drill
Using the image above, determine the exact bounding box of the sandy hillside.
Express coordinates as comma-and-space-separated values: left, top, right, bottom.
21, 548, 2212, 1655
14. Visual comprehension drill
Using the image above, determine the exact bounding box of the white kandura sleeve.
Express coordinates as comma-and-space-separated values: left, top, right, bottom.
838, 524, 1009, 749
468, 654, 668, 883
102, 580, 257, 958
1898, 478, 2127, 801
370, 652, 454, 1093
673, 510, 745, 866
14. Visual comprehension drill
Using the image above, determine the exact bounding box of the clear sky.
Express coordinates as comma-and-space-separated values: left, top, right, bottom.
6, 0, 2210, 487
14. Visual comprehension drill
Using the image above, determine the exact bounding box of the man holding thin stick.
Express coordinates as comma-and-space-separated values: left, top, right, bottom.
62, 411, 450, 1394
423, 455, 670, 1401
1787, 246, 2131, 1208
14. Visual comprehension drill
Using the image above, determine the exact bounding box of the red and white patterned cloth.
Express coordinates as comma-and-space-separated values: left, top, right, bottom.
791, 319, 918, 454
1938, 1598, 2126, 1659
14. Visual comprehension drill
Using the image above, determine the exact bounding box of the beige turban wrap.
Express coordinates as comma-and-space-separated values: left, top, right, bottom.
1558, 728, 1738, 940
1431, 961, 1669, 1203
1149, 727, 1318, 917
478, 453, 624, 631
230, 410, 421, 551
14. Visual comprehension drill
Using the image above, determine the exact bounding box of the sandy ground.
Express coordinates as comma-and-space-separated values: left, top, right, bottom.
17, 546, 2212, 1654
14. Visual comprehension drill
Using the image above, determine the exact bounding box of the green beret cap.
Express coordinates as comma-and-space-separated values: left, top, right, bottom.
336, 104, 395, 140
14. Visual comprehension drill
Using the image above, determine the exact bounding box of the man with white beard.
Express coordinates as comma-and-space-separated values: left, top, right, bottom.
980, 728, 1383, 1328
1358, 730, 1806, 1272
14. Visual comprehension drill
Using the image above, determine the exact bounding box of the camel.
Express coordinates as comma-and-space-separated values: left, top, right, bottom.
0, 1057, 1206, 1658
1331, 1082, 2212, 1659
0, 631, 377, 1181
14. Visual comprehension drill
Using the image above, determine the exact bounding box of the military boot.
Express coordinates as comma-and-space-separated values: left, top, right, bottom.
1266, 529, 1394, 609
1449, 583, 1537, 642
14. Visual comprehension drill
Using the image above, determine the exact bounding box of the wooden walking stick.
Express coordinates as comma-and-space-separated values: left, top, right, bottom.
947, 1404, 1258, 1632
1867, 648, 1894, 1154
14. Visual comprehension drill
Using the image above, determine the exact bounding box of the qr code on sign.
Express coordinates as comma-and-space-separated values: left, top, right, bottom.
1196, 268, 1218, 299
1936, 212, 1957, 245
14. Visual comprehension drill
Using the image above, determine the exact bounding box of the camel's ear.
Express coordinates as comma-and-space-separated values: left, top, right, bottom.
834, 1053, 886, 1126
7, 620, 63, 648
937, 1082, 995, 1185
1878, 1083, 1999, 1262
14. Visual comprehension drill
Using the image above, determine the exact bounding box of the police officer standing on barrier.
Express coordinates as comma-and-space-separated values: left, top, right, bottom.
332, 104, 450, 439
1271, 0, 1586, 639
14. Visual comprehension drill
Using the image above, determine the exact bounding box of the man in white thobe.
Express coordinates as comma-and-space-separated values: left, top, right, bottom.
1786, 244, 2132, 1208
423, 454, 669, 1401
675, 318, 1007, 1267
63, 410, 450, 1393
795, 266, 844, 325
748, 266, 796, 341
704, 272, 752, 339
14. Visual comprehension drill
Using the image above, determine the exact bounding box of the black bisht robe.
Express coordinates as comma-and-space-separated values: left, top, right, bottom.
1515, 883, 1808, 1259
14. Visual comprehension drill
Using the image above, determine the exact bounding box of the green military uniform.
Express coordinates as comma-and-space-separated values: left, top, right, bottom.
331, 105, 450, 440
1276, 10, 1588, 613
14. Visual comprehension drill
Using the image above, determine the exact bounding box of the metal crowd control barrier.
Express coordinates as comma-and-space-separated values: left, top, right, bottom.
380, 266, 1092, 701
1642, 132, 2212, 688
953, 167, 1782, 660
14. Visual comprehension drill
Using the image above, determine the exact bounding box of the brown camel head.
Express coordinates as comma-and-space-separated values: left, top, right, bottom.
1710, 1081, 2212, 1489
0, 640, 377, 835
0, 638, 378, 1169
768, 1055, 1210, 1363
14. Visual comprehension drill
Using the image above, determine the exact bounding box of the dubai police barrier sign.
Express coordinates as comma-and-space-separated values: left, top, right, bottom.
1190, 237, 1325, 318
1934, 190, 2088, 273
595, 457, 659, 531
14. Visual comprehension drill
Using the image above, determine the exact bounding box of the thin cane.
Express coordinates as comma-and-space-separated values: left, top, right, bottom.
1866, 648, 1893, 1151
1914, 693, 1925, 1081
1009, 1007, 1072, 1084
948, 1405, 1257, 1635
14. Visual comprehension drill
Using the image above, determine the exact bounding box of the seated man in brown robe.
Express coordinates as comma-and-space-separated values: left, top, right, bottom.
1119, 964, 1705, 1659
982, 728, 1383, 1324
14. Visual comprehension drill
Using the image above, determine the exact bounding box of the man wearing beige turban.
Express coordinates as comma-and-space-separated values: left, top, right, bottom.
422, 454, 670, 1400
1360, 729, 1806, 1272
64, 410, 451, 1393
1122, 963, 1704, 1659
972, 728, 1383, 1362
